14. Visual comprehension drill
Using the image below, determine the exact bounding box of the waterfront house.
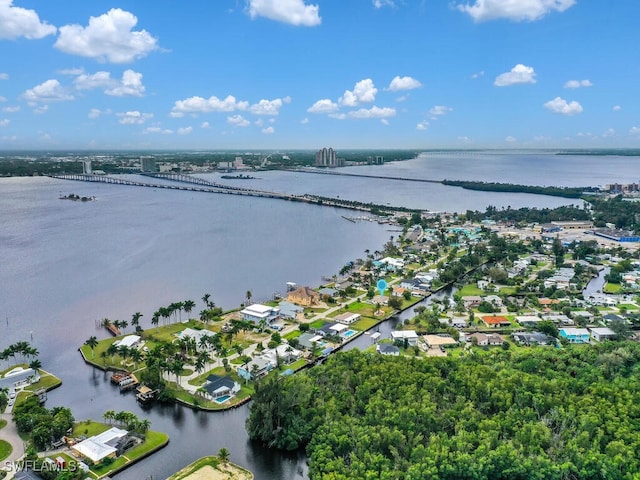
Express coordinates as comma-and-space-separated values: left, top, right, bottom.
315, 321, 339, 337
237, 356, 275, 381
241, 304, 280, 328
71, 427, 128, 464
371, 295, 389, 306
391, 330, 419, 347
334, 312, 360, 325
113, 335, 141, 349
202, 374, 240, 400
590, 327, 617, 342
175, 328, 214, 350
542, 314, 574, 326
559, 327, 590, 343
262, 344, 303, 364
278, 301, 303, 320
297, 332, 324, 350
0, 367, 40, 391
377, 343, 400, 356
318, 287, 338, 298
287, 286, 319, 307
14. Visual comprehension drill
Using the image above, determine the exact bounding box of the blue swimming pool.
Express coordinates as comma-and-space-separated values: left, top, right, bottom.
343, 329, 357, 338
215, 395, 231, 403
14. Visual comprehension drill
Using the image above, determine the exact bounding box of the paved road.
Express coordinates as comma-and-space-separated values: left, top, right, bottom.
0, 412, 25, 478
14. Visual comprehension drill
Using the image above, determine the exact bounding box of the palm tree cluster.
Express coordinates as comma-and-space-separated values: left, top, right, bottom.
1, 341, 41, 370
102, 410, 151, 433
150, 299, 196, 329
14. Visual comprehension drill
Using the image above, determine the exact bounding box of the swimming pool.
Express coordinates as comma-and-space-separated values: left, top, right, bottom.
342, 329, 357, 339
215, 395, 231, 403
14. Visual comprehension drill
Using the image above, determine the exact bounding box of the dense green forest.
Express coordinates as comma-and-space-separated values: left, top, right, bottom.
465, 204, 591, 224
442, 180, 591, 199
247, 346, 640, 479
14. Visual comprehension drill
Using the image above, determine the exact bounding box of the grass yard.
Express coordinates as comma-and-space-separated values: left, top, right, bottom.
350, 317, 381, 331
0, 439, 12, 462
618, 303, 639, 311
498, 287, 517, 295
0, 419, 6, 430
458, 284, 484, 296
73, 420, 111, 438
283, 330, 302, 341
604, 282, 623, 293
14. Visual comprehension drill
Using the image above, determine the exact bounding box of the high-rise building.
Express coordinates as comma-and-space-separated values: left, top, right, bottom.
141, 156, 157, 173
315, 147, 338, 167
82, 160, 92, 174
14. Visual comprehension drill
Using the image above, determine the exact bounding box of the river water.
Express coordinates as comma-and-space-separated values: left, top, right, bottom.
1, 154, 637, 479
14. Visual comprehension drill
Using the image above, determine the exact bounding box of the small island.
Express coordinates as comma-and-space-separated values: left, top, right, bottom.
167, 451, 253, 480
220, 174, 256, 180
59, 193, 95, 201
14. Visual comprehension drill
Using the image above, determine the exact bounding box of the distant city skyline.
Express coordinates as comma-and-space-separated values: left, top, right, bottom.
0, 1, 638, 150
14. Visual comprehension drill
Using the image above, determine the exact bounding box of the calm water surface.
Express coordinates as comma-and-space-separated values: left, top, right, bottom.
1, 154, 632, 478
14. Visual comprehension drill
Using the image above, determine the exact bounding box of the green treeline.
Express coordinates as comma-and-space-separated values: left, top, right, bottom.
442, 180, 589, 198
465, 205, 591, 224
247, 346, 640, 479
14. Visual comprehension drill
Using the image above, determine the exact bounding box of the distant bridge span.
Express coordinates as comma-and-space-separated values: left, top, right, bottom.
47, 173, 380, 213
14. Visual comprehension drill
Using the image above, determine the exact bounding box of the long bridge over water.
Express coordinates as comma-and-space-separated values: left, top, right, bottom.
48, 172, 390, 213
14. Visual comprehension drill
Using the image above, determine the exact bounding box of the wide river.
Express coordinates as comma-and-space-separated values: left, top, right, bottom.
0, 153, 636, 479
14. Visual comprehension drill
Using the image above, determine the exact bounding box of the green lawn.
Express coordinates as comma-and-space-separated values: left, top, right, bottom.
287, 358, 308, 371
283, 329, 302, 341
73, 420, 111, 438
309, 319, 325, 329
604, 282, 623, 293
498, 287, 517, 295
458, 284, 484, 296
0, 419, 7, 430
350, 317, 380, 331
0, 439, 12, 462
618, 303, 639, 311
88, 430, 168, 477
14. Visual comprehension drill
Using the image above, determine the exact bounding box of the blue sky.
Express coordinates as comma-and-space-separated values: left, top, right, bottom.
0, 0, 639, 150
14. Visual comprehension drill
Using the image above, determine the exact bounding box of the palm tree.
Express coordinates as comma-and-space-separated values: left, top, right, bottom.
106, 343, 119, 363
103, 410, 115, 424
129, 349, 143, 368
29, 359, 42, 371
137, 418, 151, 434
131, 312, 143, 332
151, 311, 160, 330
245, 290, 253, 306
85, 336, 99, 358
183, 300, 195, 321
218, 447, 230, 463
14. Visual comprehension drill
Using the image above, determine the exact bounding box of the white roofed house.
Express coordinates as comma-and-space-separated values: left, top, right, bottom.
71, 427, 128, 464
334, 312, 360, 325
590, 327, 617, 342
391, 330, 419, 347
241, 304, 280, 328
113, 335, 141, 349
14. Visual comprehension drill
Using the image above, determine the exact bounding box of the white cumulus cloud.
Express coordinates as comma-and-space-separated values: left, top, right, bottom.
307, 99, 339, 114
249, 98, 287, 115
544, 97, 583, 115
144, 127, 173, 135
301, 117, 309, 124
201, 121, 210, 129
262, 126, 275, 134
340, 79, 377, 106
564, 79, 592, 88
0, 0, 56, 39
117, 110, 153, 124
429, 105, 453, 119
177, 126, 192, 135
54, 8, 159, 63
494, 64, 536, 86
88, 108, 110, 119
0, 73, 8, 80
0, 118, 9, 127
106, 70, 145, 97
416, 121, 429, 131
613, 105, 622, 112
171, 95, 249, 117
629, 127, 640, 135
471, 71, 485, 79
387, 76, 422, 92
2, 106, 19, 113
33, 105, 48, 114
505, 135, 517, 142
348, 106, 396, 119
23, 79, 74, 103
74, 71, 113, 91
227, 114, 250, 127
457, 0, 575, 22
247, 0, 321, 26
